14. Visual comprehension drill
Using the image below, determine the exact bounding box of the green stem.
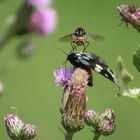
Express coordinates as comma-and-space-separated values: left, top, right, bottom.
93, 133, 101, 140
65, 132, 74, 140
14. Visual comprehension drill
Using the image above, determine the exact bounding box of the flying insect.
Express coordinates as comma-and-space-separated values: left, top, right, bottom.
59, 27, 104, 52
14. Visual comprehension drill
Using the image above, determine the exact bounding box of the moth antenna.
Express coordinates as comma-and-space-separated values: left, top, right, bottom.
54, 46, 68, 56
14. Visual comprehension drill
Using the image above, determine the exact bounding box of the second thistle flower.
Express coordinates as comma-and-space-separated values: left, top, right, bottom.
61, 68, 88, 133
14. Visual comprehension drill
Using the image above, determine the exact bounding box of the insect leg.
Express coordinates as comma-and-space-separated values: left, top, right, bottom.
70, 42, 77, 52
70, 42, 75, 52
83, 41, 89, 52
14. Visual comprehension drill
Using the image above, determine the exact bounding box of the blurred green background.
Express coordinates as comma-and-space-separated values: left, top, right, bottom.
0, 0, 140, 140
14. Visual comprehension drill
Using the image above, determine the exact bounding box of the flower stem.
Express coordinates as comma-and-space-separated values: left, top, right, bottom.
93, 133, 101, 140
65, 132, 74, 140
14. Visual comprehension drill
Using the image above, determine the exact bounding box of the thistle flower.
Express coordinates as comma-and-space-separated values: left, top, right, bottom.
61, 68, 88, 134
4, 114, 24, 139
21, 123, 37, 140
30, 8, 57, 35
117, 5, 140, 32
54, 67, 74, 90
26, 0, 51, 8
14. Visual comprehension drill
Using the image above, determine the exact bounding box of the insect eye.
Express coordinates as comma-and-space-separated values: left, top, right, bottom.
80, 29, 86, 35
81, 31, 86, 35
74, 32, 79, 36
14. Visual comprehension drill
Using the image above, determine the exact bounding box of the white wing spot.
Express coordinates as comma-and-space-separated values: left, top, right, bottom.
95, 64, 103, 70
83, 56, 90, 60
95, 67, 101, 73
105, 73, 108, 77
107, 68, 115, 78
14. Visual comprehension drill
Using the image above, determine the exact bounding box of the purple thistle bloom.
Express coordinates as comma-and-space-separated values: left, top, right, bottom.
26, 0, 51, 8
54, 67, 74, 90
30, 8, 57, 35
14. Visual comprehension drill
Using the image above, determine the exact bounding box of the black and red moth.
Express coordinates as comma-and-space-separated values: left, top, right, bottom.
67, 51, 117, 86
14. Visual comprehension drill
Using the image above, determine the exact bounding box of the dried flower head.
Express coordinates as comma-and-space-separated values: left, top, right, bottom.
61, 68, 88, 133
21, 123, 37, 140
117, 5, 140, 32
30, 8, 57, 35
71, 68, 88, 87
4, 114, 24, 139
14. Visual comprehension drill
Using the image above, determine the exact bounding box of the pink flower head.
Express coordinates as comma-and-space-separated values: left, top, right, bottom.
26, 0, 51, 8
30, 8, 57, 35
54, 67, 74, 90
117, 5, 140, 32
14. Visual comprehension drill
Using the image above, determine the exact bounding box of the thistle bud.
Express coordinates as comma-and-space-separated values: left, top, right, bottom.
84, 109, 116, 138
21, 123, 37, 139
61, 68, 88, 133
84, 109, 98, 127
100, 108, 116, 121
98, 120, 116, 136
4, 114, 24, 139
97, 109, 116, 136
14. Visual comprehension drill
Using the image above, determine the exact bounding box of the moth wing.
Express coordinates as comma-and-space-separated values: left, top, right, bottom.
78, 52, 117, 83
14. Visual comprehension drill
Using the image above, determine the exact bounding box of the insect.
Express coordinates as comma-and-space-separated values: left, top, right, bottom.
59, 27, 104, 52
67, 51, 118, 85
